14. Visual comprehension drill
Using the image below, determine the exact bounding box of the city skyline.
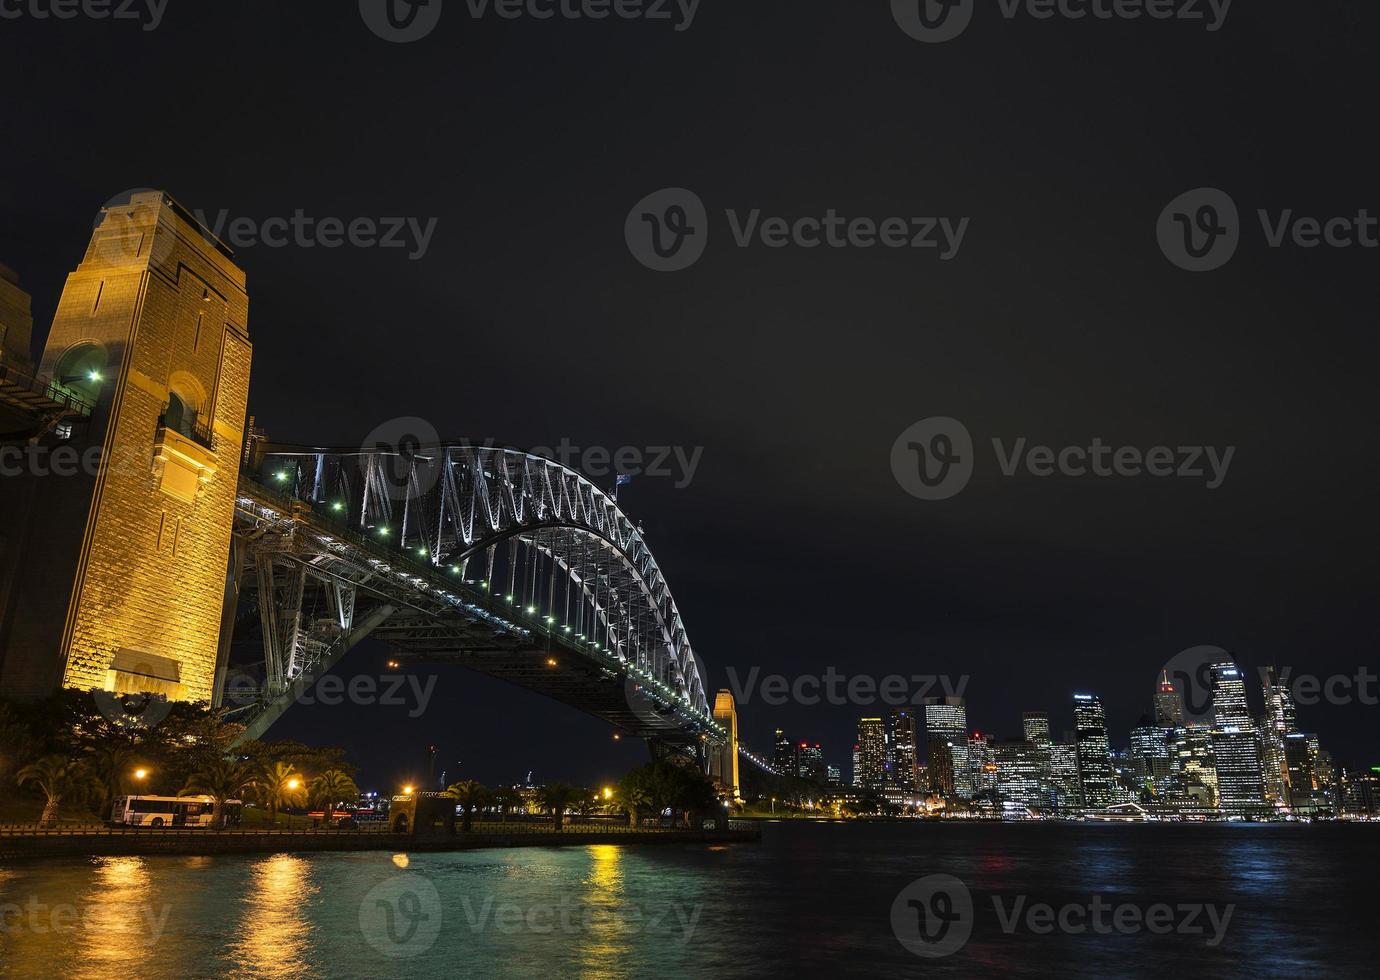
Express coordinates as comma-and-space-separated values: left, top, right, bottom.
754, 656, 1372, 818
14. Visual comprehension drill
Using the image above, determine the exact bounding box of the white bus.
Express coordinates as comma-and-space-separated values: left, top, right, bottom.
109, 795, 243, 828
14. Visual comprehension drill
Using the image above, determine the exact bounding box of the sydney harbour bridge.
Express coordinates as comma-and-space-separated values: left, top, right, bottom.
0, 191, 781, 783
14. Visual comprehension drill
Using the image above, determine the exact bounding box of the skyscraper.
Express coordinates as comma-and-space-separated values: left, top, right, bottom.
890, 707, 919, 791
1128, 716, 1173, 788
1154, 669, 1185, 728
1073, 694, 1112, 809
1260, 666, 1297, 808
797, 742, 825, 783
1048, 742, 1082, 812
1022, 711, 1051, 746
773, 728, 796, 774
923, 697, 968, 796
1209, 662, 1266, 815
857, 717, 887, 791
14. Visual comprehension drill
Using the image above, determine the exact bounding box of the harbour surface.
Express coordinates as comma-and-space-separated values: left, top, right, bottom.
1, 822, 1375, 977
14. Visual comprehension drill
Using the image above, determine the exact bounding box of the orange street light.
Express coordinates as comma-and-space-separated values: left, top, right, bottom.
402, 785, 415, 795
287, 778, 301, 791
133, 768, 148, 780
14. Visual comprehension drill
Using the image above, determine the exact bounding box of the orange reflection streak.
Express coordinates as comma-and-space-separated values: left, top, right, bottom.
575, 844, 630, 980
71, 857, 154, 979
228, 854, 319, 979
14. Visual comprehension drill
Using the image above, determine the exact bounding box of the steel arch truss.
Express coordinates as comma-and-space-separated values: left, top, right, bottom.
242, 442, 716, 736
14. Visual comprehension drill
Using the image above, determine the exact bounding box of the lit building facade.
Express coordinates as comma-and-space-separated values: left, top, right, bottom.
856, 717, 887, 791
923, 696, 968, 796
1073, 694, 1113, 808
890, 707, 919, 791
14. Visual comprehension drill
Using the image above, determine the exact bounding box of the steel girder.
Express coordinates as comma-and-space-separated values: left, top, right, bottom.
229, 443, 722, 745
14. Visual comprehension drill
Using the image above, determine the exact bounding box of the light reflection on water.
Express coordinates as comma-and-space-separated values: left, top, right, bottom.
0, 825, 1374, 977
575, 844, 629, 980
228, 854, 318, 980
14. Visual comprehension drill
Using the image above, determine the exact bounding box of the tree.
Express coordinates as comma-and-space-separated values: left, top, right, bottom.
256, 761, 306, 823
17, 755, 94, 826
309, 769, 359, 813
0, 703, 36, 788
490, 785, 525, 822
537, 783, 585, 830
618, 775, 653, 826
85, 742, 138, 820
446, 779, 490, 833
181, 759, 257, 829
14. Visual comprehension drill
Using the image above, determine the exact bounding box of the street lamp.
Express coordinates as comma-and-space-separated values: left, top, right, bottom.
287, 778, 301, 791
402, 785, 414, 796
602, 787, 613, 800
133, 768, 148, 781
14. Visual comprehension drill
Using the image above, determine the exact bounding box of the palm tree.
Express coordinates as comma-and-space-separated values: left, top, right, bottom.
309, 769, 359, 816
490, 785, 525, 823
537, 783, 585, 831
16, 755, 90, 827
181, 759, 257, 829
445, 779, 489, 833
257, 761, 307, 824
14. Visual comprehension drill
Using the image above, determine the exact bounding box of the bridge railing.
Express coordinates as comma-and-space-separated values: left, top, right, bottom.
0, 362, 95, 417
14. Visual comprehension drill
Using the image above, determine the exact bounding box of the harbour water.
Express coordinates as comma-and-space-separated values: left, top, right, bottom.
1, 822, 1375, 977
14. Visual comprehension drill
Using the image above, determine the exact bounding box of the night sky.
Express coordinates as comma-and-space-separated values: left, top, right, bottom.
2, 2, 1377, 790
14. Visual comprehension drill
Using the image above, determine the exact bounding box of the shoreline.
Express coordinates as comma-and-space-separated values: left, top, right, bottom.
0, 826, 761, 863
